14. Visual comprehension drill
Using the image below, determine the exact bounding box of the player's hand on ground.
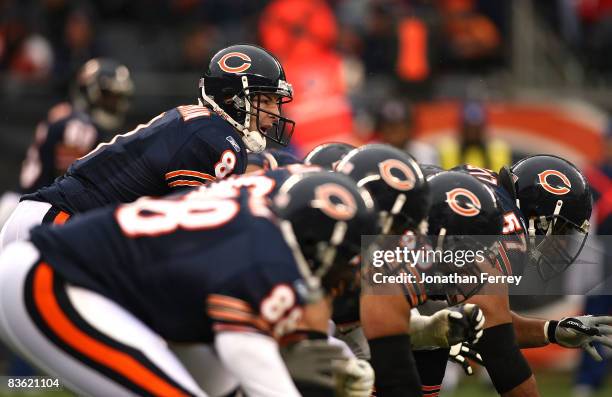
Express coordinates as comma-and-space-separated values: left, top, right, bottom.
280, 339, 347, 388
552, 315, 612, 361
411, 304, 485, 348
447, 303, 485, 346
448, 342, 484, 375
334, 358, 375, 397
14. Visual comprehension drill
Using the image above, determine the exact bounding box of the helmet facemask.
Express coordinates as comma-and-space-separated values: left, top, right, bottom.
279, 218, 357, 304
526, 200, 590, 280
73, 61, 134, 131
89, 88, 133, 130
199, 75, 294, 153
426, 230, 494, 305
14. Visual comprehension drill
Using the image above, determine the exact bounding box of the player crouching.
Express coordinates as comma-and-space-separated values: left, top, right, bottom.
0, 172, 378, 397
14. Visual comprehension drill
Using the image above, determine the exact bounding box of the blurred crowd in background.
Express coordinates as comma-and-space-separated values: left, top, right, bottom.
1, 0, 508, 85
1, 0, 612, 396
2, 0, 612, 176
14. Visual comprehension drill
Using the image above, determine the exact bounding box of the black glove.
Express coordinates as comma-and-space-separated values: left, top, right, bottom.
448, 342, 484, 375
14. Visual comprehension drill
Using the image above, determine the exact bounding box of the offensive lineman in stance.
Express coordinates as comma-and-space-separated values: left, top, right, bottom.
0, 172, 378, 396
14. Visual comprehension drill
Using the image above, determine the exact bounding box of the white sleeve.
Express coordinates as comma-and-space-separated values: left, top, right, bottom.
215, 332, 301, 397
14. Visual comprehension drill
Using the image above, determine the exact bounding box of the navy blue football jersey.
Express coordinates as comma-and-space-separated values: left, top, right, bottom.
247, 150, 301, 171
20, 103, 103, 194
195, 163, 321, 203
30, 191, 304, 343
22, 105, 247, 215
453, 164, 529, 276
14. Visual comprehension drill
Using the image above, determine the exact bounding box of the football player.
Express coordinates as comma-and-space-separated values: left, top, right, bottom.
365, 170, 501, 397
0, 44, 294, 249
0, 172, 378, 397
334, 146, 492, 396
0, 58, 133, 227
240, 145, 485, 396
413, 156, 612, 397
0, 57, 133, 380
20, 58, 134, 195
194, 162, 377, 396
246, 149, 301, 173
304, 142, 356, 170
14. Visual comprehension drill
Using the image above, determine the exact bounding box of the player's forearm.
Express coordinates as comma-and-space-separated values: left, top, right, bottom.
361, 295, 422, 396
511, 311, 549, 348
215, 332, 300, 397
295, 295, 333, 333
360, 295, 411, 339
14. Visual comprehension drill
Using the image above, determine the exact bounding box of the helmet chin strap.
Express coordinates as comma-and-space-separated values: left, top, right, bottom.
240, 76, 266, 153
242, 130, 266, 153
198, 78, 267, 153
278, 219, 349, 302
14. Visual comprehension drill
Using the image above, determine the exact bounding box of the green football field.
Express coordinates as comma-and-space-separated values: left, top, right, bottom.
0, 371, 610, 396
449, 371, 612, 397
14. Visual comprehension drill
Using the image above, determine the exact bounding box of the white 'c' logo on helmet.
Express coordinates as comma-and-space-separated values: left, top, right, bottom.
217, 52, 252, 73
312, 183, 357, 221
446, 188, 481, 217
379, 159, 416, 191
538, 170, 571, 195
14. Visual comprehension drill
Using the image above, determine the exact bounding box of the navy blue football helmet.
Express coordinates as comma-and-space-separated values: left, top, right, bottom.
199, 44, 294, 153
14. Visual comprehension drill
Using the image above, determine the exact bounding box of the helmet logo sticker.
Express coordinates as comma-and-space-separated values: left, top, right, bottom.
217, 52, 252, 73
538, 170, 571, 195
379, 159, 416, 191
312, 183, 357, 221
446, 188, 481, 217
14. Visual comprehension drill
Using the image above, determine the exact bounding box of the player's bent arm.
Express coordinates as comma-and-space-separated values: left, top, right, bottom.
215, 331, 301, 397
466, 286, 538, 396
464, 272, 512, 329
361, 295, 411, 339
512, 312, 612, 361
287, 298, 375, 397
296, 295, 334, 334
511, 312, 548, 348
361, 294, 421, 397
